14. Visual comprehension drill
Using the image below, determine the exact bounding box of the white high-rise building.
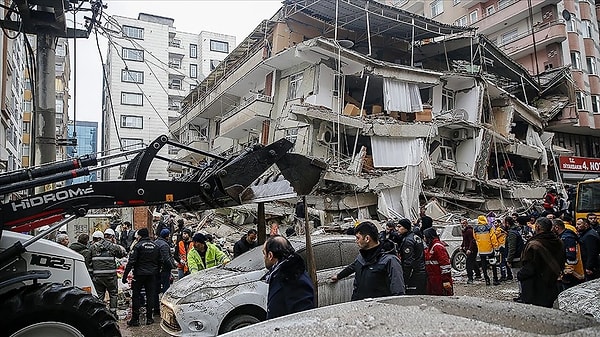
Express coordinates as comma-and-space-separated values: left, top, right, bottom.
102, 13, 235, 180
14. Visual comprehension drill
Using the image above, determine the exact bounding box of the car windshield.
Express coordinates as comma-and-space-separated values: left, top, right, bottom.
223, 245, 266, 272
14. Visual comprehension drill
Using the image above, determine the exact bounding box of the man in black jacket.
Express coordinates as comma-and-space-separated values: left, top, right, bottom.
576, 217, 600, 280
233, 229, 258, 258
331, 221, 405, 300
517, 217, 565, 308
395, 219, 426, 294
152, 228, 176, 316
119, 221, 135, 252
122, 228, 161, 326
262, 235, 314, 319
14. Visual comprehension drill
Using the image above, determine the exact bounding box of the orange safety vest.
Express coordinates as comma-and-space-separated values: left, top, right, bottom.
178, 240, 194, 273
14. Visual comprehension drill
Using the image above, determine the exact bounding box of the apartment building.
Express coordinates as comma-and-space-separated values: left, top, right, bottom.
169, 0, 557, 221
101, 13, 235, 180
66, 120, 98, 185
393, 0, 600, 181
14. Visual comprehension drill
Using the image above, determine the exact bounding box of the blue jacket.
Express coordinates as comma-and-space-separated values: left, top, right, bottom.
265, 253, 314, 319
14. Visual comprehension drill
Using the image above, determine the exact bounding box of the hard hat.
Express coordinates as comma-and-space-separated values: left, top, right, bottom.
92, 231, 104, 239
104, 228, 115, 236
59, 225, 68, 233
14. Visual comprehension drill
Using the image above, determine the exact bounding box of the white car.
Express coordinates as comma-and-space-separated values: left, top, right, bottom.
160, 235, 358, 336
438, 224, 467, 272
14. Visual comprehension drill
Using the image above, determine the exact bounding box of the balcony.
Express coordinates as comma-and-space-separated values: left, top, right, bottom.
175, 136, 210, 163
219, 94, 274, 139
499, 21, 567, 60
472, 0, 560, 36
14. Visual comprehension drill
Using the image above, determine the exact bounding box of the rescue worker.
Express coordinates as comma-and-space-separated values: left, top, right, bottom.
495, 218, 512, 281
474, 215, 500, 286
187, 233, 230, 273
176, 228, 193, 279
330, 221, 405, 300
122, 228, 161, 326
423, 228, 453, 296
89, 229, 126, 316
395, 219, 426, 294
461, 219, 481, 284
577, 217, 600, 280
552, 219, 584, 290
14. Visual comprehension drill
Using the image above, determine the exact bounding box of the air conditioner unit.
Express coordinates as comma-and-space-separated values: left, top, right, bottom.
316, 122, 335, 144
450, 179, 467, 193
452, 129, 468, 140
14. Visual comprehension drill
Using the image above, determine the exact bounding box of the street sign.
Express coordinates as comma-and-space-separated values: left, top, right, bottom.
559, 156, 600, 173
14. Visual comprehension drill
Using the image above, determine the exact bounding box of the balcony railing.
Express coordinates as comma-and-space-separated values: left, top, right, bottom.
168, 62, 181, 69
169, 40, 181, 48
221, 93, 273, 121
497, 20, 567, 59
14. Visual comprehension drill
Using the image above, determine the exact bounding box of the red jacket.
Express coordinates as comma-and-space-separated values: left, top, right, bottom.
425, 238, 453, 296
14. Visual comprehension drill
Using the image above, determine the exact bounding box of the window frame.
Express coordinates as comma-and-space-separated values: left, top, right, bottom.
441, 88, 455, 111
587, 57, 597, 75
567, 13, 578, 33
121, 69, 144, 84
431, 0, 443, 17
455, 16, 468, 26
576, 91, 587, 110
592, 95, 600, 113
121, 138, 145, 150
120, 115, 144, 129
120, 92, 143, 106
190, 44, 197, 58
287, 72, 304, 100
582, 20, 592, 38
190, 64, 198, 78
210, 40, 229, 53
571, 51, 582, 70
122, 25, 144, 40
122, 47, 144, 62
486, 5, 495, 16
469, 10, 478, 23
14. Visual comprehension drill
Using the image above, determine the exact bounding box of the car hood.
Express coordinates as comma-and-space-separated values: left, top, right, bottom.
165, 266, 267, 300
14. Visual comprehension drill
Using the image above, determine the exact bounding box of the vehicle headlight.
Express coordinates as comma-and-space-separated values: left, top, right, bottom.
180, 285, 236, 304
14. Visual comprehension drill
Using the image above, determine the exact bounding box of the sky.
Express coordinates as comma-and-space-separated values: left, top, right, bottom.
67, 0, 283, 129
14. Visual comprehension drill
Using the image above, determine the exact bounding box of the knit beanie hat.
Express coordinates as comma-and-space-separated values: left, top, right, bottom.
397, 219, 412, 231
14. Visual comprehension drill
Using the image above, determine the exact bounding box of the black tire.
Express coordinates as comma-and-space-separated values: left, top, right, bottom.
451, 250, 467, 272
221, 314, 261, 333
1, 283, 121, 337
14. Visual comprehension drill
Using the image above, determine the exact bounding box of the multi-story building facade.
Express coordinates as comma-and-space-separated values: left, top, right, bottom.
169, 0, 557, 221
393, 0, 600, 181
66, 120, 98, 185
102, 13, 235, 180
55, 38, 70, 164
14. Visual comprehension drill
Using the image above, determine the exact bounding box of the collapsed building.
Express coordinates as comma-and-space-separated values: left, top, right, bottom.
169, 0, 572, 224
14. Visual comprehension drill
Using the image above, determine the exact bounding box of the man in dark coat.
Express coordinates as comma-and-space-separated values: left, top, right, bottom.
331, 221, 405, 300
69, 233, 91, 273
122, 228, 161, 326
262, 235, 314, 319
395, 219, 426, 294
153, 228, 176, 315
460, 219, 481, 283
517, 217, 565, 308
233, 229, 258, 258
576, 217, 600, 280
119, 221, 135, 252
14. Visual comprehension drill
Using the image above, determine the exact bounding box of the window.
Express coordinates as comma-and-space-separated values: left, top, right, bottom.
431, 0, 443, 17
121, 115, 143, 129
469, 10, 478, 23
210, 40, 229, 53
210, 59, 220, 71
168, 58, 181, 69
441, 88, 454, 111
587, 57, 597, 75
567, 13, 578, 32
582, 20, 592, 38
576, 92, 587, 110
121, 92, 143, 106
121, 69, 144, 83
22, 100, 32, 112
287, 73, 303, 100
592, 95, 600, 113
498, 0, 512, 10
122, 25, 144, 39
122, 48, 144, 61
190, 64, 197, 78
56, 99, 64, 112
571, 51, 582, 69
455, 16, 468, 26
190, 44, 197, 58
486, 5, 495, 16
284, 128, 298, 143
190, 83, 197, 91
440, 138, 455, 162
121, 138, 144, 150
501, 29, 518, 44
169, 78, 182, 90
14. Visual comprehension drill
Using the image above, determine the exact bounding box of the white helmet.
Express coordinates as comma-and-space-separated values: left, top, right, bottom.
104, 228, 115, 236
92, 231, 104, 239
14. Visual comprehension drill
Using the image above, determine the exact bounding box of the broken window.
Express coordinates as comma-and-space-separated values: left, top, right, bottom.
383, 78, 422, 112
287, 72, 303, 100
440, 138, 455, 162
441, 88, 454, 111
576, 91, 587, 110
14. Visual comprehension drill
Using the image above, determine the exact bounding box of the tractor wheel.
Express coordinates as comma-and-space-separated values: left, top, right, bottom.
1, 283, 121, 337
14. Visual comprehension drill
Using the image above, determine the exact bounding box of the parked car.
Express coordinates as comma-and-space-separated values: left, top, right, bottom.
558, 278, 600, 322
220, 295, 600, 337
160, 234, 359, 336
438, 223, 467, 272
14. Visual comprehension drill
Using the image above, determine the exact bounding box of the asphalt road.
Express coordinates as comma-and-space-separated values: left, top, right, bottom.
119, 272, 520, 337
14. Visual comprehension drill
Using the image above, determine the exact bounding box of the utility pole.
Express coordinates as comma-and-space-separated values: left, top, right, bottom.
34, 31, 56, 180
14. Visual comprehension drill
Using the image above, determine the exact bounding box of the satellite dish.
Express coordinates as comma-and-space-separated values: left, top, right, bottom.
562, 10, 571, 21
337, 39, 354, 49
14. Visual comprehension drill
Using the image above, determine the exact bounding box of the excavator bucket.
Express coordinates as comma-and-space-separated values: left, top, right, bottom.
276, 153, 327, 196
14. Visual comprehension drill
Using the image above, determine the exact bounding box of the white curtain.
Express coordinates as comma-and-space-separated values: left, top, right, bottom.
383, 78, 423, 113
371, 137, 424, 168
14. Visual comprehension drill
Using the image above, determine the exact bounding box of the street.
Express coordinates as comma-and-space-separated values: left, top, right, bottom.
119, 272, 520, 337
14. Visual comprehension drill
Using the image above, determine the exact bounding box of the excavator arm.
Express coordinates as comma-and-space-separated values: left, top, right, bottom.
0, 135, 326, 233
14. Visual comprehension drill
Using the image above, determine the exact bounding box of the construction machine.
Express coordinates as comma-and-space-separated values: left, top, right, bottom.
0, 135, 326, 337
